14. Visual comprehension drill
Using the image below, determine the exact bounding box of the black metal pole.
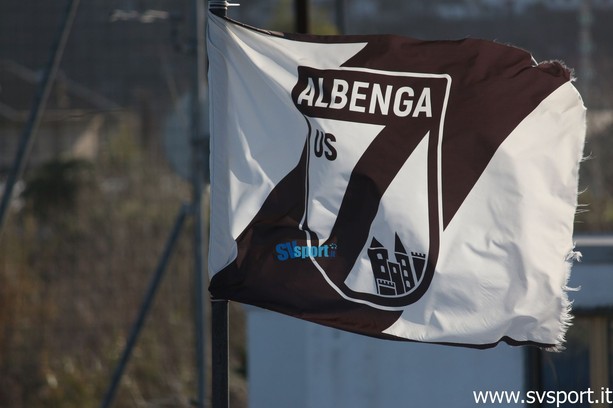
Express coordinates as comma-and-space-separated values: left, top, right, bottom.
191, 1, 208, 407
524, 347, 543, 408
0, 0, 80, 235
295, 0, 309, 33
209, 0, 231, 17
211, 300, 229, 408
100, 203, 190, 408
335, 0, 346, 34
207, 4, 230, 408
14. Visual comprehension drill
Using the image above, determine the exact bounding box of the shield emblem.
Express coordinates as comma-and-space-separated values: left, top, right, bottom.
292, 67, 451, 309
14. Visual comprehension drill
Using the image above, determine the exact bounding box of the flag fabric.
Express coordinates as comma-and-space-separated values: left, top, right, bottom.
206, 12, 586, 349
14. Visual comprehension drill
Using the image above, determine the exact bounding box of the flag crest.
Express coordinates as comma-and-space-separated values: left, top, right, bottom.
207, 13, 586, 349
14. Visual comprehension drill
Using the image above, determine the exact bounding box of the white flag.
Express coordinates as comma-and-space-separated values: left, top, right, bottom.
207, 12, 586, 349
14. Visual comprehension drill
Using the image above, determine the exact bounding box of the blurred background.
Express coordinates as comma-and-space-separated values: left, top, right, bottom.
0, 0, 611, 407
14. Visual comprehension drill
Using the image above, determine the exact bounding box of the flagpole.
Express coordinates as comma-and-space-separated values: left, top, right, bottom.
191, 0, 208, 407
207, 3, 232, 408
335, 0, 346, 34
295, 0, 309, 33
211, 299, 229, 408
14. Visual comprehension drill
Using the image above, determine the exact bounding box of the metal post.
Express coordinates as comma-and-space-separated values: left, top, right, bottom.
579, 0, 593, 103
295, 0, 309, 33
335, 0, 346, 34
211, 300, 229, 408
207, 4, 230, 408
0, 0, 80, 235
100, 204, 190, 408
578, 0, 605, 227
191, 0, 208, 407
524, 347, 543, 408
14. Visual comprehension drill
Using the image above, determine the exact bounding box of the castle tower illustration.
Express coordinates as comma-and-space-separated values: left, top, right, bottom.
367, 237, 396, 296
368, 234, 427, 297
394, 234, 412, 292
410, 250, 426, 289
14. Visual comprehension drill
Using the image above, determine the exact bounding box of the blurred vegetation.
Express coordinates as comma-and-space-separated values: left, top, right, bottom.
0, 121, 247, 407
22, 158, 94, 223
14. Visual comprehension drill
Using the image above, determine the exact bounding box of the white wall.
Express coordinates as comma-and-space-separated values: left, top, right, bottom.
247, 308, 525, 408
